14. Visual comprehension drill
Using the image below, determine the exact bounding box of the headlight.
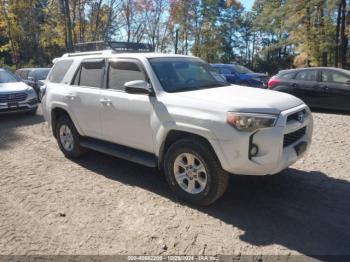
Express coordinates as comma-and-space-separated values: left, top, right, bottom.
26, 87, 35, 95
227, 112, 278, 132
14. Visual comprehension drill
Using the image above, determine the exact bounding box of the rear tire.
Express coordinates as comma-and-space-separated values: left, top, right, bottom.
164, 137, 229, 206
55, 115, 85, 158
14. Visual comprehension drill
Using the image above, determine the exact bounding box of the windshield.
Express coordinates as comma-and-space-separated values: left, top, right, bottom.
232, 64, 253, 74
35, 69, 50, 80
148, 58, 227, 93
0, 70, 19, 84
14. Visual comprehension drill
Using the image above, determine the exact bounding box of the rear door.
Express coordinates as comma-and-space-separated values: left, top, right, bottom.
100, 58, 154, 153
67, 59, 104, 139
319, 69, 350, 110
292, 69, 320, 106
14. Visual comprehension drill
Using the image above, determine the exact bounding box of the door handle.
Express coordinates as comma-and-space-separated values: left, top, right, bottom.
319, 85, 328, 90
100, 98, 112, 106
292, 83, 297, 88
65, 94, 76, 100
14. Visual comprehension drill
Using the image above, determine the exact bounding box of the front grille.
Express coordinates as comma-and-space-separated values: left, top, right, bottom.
283, 127, 307, 147
287, 109, 306, 123
0, 92, 28, 103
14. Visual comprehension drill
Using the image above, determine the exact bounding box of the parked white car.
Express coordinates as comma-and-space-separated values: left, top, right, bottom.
0, 68, 38, 115
41, 48, 313, 205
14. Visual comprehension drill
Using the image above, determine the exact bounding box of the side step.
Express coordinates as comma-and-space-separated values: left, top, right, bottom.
80, 138, 157, 167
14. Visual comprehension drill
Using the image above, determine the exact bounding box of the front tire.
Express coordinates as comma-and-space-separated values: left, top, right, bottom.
164, 138, 229, 206
55, 115, 85, 158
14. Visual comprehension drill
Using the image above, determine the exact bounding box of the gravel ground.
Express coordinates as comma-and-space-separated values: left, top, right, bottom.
0, 108, 350, 258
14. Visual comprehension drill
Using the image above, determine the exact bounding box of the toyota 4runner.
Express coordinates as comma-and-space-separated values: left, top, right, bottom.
42, 46, 313, 206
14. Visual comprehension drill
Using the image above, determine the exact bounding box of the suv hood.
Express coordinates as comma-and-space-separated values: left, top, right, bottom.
175, 85, 304, 114
0, 82, 30, 93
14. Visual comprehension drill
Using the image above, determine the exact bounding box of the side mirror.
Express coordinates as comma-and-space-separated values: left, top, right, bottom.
124, 80, 153, 95
346, 80, 350, 85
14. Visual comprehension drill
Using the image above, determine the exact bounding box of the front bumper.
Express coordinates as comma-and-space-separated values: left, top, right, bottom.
0, 98, 38, 114
212, 104, 313, 176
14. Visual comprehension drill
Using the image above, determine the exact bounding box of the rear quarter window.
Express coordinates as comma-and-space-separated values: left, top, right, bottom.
48, 60, 73, 83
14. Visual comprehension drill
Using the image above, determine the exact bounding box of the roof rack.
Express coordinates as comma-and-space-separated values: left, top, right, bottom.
73, 41, 154, 53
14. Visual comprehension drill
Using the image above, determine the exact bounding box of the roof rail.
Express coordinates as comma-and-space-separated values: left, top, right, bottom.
62, 50, 114, 58
72, 41, 154, 53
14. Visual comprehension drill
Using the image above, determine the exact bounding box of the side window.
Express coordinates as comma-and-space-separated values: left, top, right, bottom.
48, 60, 74, 83
220, 67, 233, 75
295, 70, 318, 82
281, 72, 295, 79
73, 59, 105, 88
322, 70, 350, 84
108, 61, 146, 90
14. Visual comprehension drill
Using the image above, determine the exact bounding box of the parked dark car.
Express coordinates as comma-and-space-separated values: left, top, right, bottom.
16, 68, 50, 98
268, 67, 350, 111
212, 63, 268, 88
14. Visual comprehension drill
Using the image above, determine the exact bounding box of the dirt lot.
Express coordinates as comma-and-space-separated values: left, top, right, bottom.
0, 108, 350, 258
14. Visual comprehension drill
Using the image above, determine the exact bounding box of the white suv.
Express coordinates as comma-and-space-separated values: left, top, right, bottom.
42, 48, 313, 206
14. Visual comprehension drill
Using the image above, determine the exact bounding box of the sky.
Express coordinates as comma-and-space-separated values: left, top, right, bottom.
240, 0, 255, 10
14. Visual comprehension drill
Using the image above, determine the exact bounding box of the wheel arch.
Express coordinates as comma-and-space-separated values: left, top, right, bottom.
158, 130, 222, 171
51, 106, 84, 138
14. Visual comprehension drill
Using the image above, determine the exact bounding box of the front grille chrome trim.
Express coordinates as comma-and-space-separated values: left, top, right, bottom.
0, 92, 28, 103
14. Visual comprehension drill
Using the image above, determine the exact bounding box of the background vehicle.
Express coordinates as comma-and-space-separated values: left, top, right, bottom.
212, 63, 268, 88
16, 68, 50, 98
41, 43, 313, 206
268, 67, 350, 111
0, 68, 38, 115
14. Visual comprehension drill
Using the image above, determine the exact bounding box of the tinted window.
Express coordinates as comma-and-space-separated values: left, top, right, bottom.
48, 60, 73, 83
79, 66, 104, 88
322, 70, 350, 84
232, 64, 253, 74
295, 70, 318, 81
108, 61, 146, 90
35, 69, 50, 80
280, 72, 295, 79
220, 67, 233, 74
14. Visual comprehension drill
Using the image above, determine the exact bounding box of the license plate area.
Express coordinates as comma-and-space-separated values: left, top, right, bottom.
8, 102, 19, 109
294, 141, 307, 156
